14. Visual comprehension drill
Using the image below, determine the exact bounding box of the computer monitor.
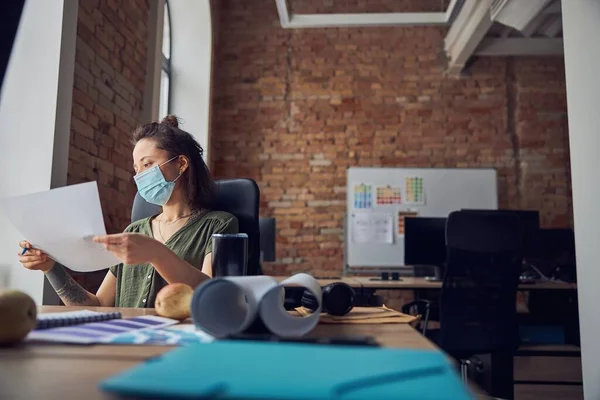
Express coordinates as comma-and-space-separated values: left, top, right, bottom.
259, 217, 276, 262
536, 228, 575, 259
404, 217, 447, 279
461, 209, 540, 257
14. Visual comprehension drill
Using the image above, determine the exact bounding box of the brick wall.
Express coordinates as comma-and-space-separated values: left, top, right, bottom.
512, 59, 571, 226
70, 0, 149, 234
67, 0, 149, 292
210, 0, 572, 278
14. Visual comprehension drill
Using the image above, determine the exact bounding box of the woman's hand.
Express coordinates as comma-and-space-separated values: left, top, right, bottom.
93, 233, 164, 265
18, 241, 56, 273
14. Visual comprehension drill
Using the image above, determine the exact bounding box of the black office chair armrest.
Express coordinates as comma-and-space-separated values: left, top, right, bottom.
402, 299, 433, 336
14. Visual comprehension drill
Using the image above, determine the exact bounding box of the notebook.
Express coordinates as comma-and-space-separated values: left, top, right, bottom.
100, 341, 476, 399
28, 312, 179, 344
103, 324, 214, 346
36, 310, 122, 330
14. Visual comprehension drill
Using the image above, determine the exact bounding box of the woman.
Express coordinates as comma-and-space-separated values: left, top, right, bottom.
18, 115, 239, 307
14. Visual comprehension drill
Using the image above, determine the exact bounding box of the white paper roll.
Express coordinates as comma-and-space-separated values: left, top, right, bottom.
190, 273, 322, 338
190, 275, 278, 338
259, 273, 322, 338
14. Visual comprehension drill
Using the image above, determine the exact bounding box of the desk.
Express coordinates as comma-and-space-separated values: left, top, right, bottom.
352, 277, 577, 291
272, 276, 577, 291
0, 306, 444, 400
273, 275, 362, 287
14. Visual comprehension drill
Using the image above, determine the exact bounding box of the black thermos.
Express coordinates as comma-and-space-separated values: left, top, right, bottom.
211, 233, 248, 277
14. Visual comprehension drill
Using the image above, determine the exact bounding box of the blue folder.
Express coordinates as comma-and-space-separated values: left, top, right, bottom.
100, 340, 475, 399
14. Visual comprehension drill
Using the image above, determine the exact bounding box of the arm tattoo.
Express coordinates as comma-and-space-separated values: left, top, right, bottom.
45, 264, 92, 305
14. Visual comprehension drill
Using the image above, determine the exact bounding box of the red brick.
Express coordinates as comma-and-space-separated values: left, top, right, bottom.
93, 104, 115, 124
95, 26, 115, 52
71, 117, 94, 139
72, 88, 94, 112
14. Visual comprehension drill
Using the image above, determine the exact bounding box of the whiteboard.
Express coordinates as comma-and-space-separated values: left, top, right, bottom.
345, 167, 498, 269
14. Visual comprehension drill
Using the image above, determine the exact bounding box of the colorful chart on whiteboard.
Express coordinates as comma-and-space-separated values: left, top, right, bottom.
376, 186, 402, 205
353, 183, 372, 209
397, 210, 419, 236
404, 177, 425, 205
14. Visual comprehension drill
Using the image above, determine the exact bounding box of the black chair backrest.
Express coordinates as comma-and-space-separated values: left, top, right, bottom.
131, 178, 262, 276
259, 217, 276, 262
439, 210, 524, 355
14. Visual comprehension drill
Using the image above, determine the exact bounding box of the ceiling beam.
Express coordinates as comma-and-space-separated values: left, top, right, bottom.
540, 15, 562, 38
492, 0, 552, 31
444, 0, 494, 76
285, 12, 447, 29
445, 0, 465, 23
501, 25, 514, 37
275, 0, 455, 29
542, 0, 561, 15
275, 0, 290, 28
475, 38, 564, 56
520, 10, 549, 37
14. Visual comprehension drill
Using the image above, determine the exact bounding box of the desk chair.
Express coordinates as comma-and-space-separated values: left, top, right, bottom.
404, 211, 523, 399
131, 178, 262, 276
442, 210, 523, 399
259, 217, 276, 262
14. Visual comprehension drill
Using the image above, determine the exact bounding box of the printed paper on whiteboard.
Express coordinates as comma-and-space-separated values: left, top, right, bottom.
352, 183, 372, 209
404, 176, 425, 205
397, 210, 419, 236
376, 185, 402, 206
351, 213, 394, 244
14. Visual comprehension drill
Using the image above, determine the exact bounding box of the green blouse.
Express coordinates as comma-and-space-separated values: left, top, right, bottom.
109, 211, 238, 308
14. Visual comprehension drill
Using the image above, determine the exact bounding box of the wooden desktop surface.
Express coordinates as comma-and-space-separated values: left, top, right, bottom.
353, 276, 577, 290
273, 275, 577, 290
0, 306, 440, 400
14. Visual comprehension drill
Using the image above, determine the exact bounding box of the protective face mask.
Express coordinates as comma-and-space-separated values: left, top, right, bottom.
134, 156, 182, 206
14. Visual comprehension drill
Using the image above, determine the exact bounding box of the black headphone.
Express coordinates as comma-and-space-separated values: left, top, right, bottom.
301, 282, 355, 316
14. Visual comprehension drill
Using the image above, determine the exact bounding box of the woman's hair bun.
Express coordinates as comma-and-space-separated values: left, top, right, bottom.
161, 115, 180, 128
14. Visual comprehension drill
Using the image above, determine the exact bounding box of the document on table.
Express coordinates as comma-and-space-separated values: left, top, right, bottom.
0, 181, 121, 272
351, 212, 394, 244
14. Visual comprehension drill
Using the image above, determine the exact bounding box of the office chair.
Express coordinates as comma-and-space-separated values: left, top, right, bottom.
259, 217, 276, 262
131, 178, 262, 276
401, 299, 433, 337
403, 211, 523, 399
440, 210, 523, 399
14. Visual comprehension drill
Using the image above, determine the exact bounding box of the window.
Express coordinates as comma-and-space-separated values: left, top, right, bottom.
159, 0, 171, 119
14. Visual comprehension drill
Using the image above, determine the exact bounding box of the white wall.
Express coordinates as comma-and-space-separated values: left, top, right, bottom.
0, 0, 76, 303
561, 1, 600, 399
168, 0, 213, 161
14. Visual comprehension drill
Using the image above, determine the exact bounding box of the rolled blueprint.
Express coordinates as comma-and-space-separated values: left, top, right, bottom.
190, 273, 322, 338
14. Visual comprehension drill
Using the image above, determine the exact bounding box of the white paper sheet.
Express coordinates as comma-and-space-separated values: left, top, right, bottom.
190, 273, 322, 338
351, 212, 394, 244
0, 181, 121, 272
